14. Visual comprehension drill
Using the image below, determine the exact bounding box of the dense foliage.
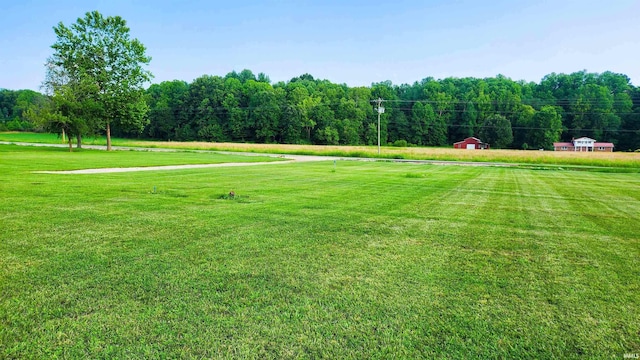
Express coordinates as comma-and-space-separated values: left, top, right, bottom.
3, 70, 639, 150
0, 89, 48, 131
42, 11, 152, 150
140, 70, 640, 150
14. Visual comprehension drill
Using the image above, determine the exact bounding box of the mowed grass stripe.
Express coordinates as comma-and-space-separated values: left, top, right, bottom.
406, 168, 635, 356
538, 171, 639, 354
538, 171, 640, 239
0, 147, 638, 358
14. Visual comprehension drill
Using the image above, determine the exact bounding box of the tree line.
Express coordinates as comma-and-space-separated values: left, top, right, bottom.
103, 69, 640, 151
0, 89, 48, 132
5, 70, 638, 151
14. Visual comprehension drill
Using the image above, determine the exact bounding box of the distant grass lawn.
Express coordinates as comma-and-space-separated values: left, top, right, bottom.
0, 144, 639, 358
0, 143, 280, 171
2, 131, 639, 168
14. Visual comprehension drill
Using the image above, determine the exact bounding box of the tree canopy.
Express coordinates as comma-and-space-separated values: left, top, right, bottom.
134, 70, 640, 150
43, 10, 152, 150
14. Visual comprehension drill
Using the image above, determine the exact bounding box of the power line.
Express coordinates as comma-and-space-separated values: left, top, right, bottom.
145, 105, 639, 117
381, 99, 635, 105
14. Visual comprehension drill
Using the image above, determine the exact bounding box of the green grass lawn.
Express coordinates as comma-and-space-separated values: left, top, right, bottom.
3, 131, 639, 169
1, 145, 638, 358
0, 144, 280, 171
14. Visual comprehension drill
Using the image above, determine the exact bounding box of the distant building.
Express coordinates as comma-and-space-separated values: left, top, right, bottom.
453, 137, 490, 150
553, 137, 614, 152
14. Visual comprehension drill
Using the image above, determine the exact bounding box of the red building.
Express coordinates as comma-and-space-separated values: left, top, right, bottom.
453, 137, 490, 150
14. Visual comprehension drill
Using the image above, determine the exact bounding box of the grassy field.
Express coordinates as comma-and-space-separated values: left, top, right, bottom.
0, 144, 280, 172
2, 131, 639, 168
1, 144, 639, 358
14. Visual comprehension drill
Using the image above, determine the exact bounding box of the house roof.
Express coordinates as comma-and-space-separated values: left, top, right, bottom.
553, 141, 614, 147
574, 137, 596, 142
454, 137, 483, 145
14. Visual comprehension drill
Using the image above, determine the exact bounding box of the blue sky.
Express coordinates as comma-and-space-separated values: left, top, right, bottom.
2, 0, 639, 90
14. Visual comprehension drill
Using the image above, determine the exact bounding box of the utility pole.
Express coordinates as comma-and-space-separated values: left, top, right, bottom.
375, 97, 384, 155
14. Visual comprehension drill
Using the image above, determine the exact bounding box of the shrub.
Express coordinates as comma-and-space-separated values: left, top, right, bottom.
6, 118, 23, 131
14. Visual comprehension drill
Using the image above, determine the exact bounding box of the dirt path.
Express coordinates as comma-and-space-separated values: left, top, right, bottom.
34, 161, 297, 174
33, 154, 346, 174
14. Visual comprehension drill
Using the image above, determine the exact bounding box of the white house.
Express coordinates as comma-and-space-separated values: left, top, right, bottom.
573, 137, 596, 151
553, 137, 614, 152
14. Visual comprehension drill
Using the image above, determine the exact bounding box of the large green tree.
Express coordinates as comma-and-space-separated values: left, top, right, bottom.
479, 114, 513, 149
42, 55, 100, 148
529, 105, 563, 150
49, 11, 152, 150
145, 80, 189, 140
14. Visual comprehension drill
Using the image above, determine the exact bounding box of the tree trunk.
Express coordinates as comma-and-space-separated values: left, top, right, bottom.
77, 132, 82, 149
106, 122, 112, 151
68, 135, 73, 152
61, 128, 66, 144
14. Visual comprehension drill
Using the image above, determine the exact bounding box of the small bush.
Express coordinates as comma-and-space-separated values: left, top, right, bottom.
393, 139, 408, 147
6, 119, 23, 131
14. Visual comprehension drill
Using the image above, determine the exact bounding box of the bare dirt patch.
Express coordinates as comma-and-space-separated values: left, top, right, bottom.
34, 161, 291, 174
